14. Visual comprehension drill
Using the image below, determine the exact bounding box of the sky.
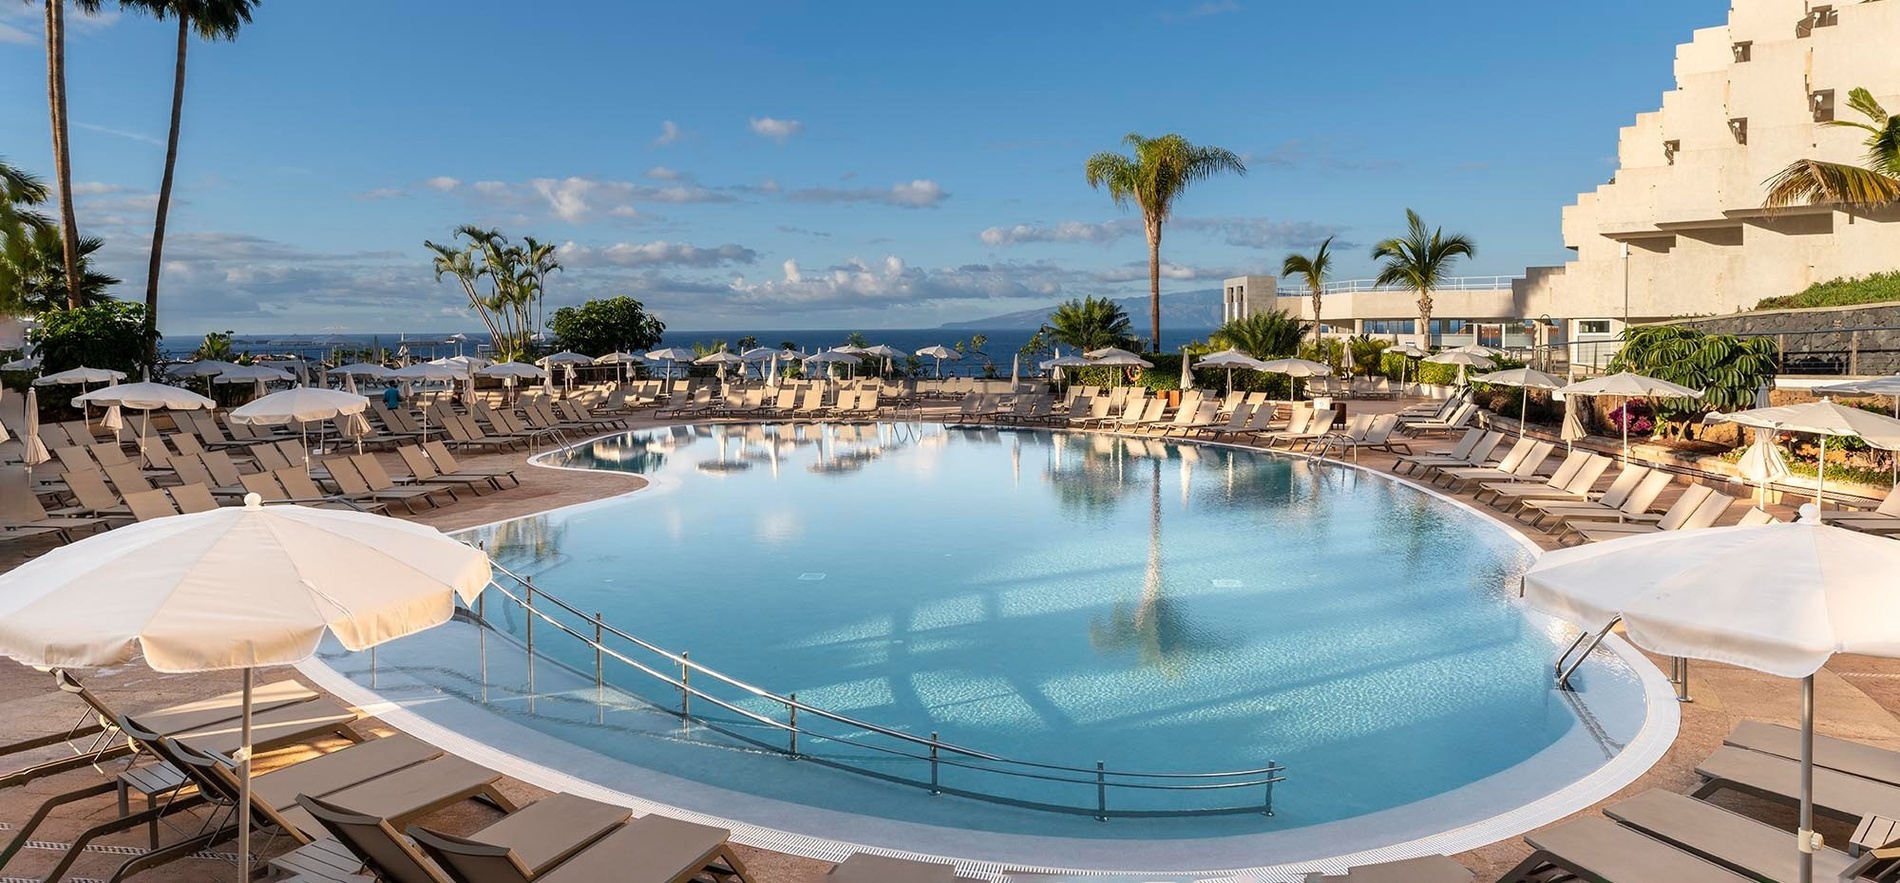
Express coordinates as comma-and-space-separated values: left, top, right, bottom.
0, 0, 1728, 336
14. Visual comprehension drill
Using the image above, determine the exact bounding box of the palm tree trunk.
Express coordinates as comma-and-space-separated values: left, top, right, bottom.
1145, 218, 1162, 352
1417, 288, 1433, 347
45, 0, 82, 308
1312, 290, 1323, 346
146, 16, 188, 350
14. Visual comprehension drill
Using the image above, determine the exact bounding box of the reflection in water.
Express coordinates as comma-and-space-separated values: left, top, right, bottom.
472, 513, 568, 570
1088, 457, 1210, 677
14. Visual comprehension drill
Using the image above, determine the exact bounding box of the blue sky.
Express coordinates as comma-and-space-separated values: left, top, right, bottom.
1, 0, 1724, 335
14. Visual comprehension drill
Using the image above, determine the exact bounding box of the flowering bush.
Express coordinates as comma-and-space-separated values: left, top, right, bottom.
1608, 398, 1655, 435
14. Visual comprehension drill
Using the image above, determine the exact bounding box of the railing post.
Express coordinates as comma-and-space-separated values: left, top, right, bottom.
788, 693, 798, 759
593, 612, 604, 692
679, 651, 691, 718
524, 577, 535, 657
929, 733, 940, 794
1095, 761, 1107, 822
1264, 764, 1277, 816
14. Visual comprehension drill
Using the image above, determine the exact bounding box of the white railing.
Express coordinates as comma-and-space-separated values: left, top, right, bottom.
1276, 275, 1522, 297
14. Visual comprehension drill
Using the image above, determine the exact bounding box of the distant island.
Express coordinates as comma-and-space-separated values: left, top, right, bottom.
941, 287, 1224, 329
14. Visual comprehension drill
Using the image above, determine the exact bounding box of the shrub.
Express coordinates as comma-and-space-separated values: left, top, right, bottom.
1756, 270, 1900, 310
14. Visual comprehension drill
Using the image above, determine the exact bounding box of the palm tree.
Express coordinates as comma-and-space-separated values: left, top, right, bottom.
1764, 87, 1900, 211
1208, 309, 1306, 359
1, 159, 52, 257
1, 226, 120, 313
121, 0, 259, 341
1044, 295, 1137, 353
1084, 132, 1246, 351
39, 0, 103, 307
1281, 236, 1334, 346
1371, 209, 1476, 346
520, 234, 559, 342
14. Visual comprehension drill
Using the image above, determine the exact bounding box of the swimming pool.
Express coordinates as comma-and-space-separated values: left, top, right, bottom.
313, 422, 1669, 872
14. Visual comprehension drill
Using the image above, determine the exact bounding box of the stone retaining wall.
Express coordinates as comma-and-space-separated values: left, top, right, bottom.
1676, 303, 1900, 374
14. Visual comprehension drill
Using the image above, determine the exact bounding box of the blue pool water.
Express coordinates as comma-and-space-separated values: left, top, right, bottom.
331, 422, 1649, 846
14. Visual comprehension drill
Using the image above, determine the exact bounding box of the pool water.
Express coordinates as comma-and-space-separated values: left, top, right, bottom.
334, 422, 1649, 845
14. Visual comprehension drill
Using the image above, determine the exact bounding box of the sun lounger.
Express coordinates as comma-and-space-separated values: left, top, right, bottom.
1315, 413, 1413, 458
1695, 743, 1900, 824
1250, 408, 1317, 447
1497, 815, 1754, 883
1521, 467, 1668, 527
1725, 719, 1900, 788
1569, 487, 1731, 543
295, 790, 630, 883
412, 813, 754, 883
398, 445, 496, 495
1479, 453, 1612, 509
1401, 402, 1477, 437
1302, 854, 1472, 883
1395, 430, 1503, 476
1603, 788, 1855, 882
1435, 441, 1555, 490
422, 440, 520, 488
323, 456, 441, 513
829, 854, 973, 883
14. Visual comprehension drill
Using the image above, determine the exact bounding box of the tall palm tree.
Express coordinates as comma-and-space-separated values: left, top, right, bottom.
1280, 236, 1334, 346
1764, 87, 1900, 211
520, 235, 560, 343
122, 0, 260, 340
1084, 133, 1246, 351
1371, 209, 1476, 345
1044, 295, 1137, 353
39, 0, 102, 307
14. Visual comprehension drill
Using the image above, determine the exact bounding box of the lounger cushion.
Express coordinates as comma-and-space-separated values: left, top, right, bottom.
1604, 789, 1853, 881
1697, 745, 1900, 823
171, 696, 359, 756
1726, 720, 1900, 788
829, 854, 956, 883
279, 755, 503, 836
253, 733, 443, 811
539, 815, 731, 883
1516, 816, 1752, 883
467, 792, 631, 874
132, 679, 317, 734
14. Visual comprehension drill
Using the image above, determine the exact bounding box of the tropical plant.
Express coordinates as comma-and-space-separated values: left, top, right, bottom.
547, 295, 667, 356
1764, 87, 1900, 211
0, 158, 51, 252
1756, 270, 1900, 310
1370, 209, 1476, 342
735, 335, 759, 351
27, 300, 159, 379
1045, 295, 1137, 353
1346, 334, 1392, 376
844, 330, 869, 349
969, 333, 987, 354
778, 340, 797, 353
117, 0, 257, 340
1281, 236, 1334, 345
191, 328, 233, 361
37, 0, 103, 306
1608, 325, 1777, 437
1084, 132, 1246, 350
1208, 309, 1306, 359
424, 226, 557, 360
1, 225, 119, 313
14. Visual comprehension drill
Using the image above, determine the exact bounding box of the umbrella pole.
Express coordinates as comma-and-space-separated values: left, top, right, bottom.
237, 667, 253, 883
1817, 435, 1827, 508
1799, 673, 1815, 883
1621, 396, 1630, 463
1520, 386, 1529, 438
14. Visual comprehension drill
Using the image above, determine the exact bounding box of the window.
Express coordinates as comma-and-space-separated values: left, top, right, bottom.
1796, 6, 1837, 37
1362, 320, 1415, 335
1812, 89, 1836, 122
1578, 320, 1613, 335
1428, 320, 1467, 335
1732, 41, 1752, 62
1663, 140, 1680, 165
1728, 117, 1749, 145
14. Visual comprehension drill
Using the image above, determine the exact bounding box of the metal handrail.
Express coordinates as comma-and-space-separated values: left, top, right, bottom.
1276, 275, 1523, 297
473, 554, 1287, 819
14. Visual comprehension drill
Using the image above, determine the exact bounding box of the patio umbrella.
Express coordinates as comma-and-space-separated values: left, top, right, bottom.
1471, 367, 1564, 437
645, 347, 697, 395
592, 352, 640, 385
478, 361, 546, 380
1177, 351, 1191, 391
1523, 515, 1900, 883
695, 349, 746, 382
862, 344, 904, 375
1560, 393, 1587, 451
72, 382, 216, 464
1559, 371, 1705, 462
1197, 349, 1268, 396
0, 494, 491, 882
916, 345, 961, 379
21, 387, 49, 467
170, 360, 241, 397
1735, 428, 1791, 503
33, 366, 126, 386
1704, 398, 1900, 506
1424, 349, 1495, 386
1391, 342, 1429, 394
1818, 375, 1900, 419
536, 350, 592, 367
231, 387, 370, 469
1, 355, 41, 372
766, 353, 779, 388
431, 354, 493, 369
1448, 343, 1505, 358
1012, 353, 1022, 388
1041, 352, 1092, 391
1258, 357, 1331, 399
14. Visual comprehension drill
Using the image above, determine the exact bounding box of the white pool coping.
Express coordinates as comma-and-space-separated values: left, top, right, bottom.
299, 420, 1680, 880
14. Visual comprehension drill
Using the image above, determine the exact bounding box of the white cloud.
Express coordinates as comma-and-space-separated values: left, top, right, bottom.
723, 254, 1064, 311
558, 240, 758, 268
1160, 0, 1240, 22
425, 176, 461, 191
749, 116, 804, 144
0, 21, 34, 44
70, 181, 137, 196
355, 188, 406, 201
74, 122, 163, 147
784, 179, 949, 208
645, 166, 682, 181
979, 216, 1346, 250
470, 180, 509, 195
980, 219, 1141, 247
654, 120, 683, 147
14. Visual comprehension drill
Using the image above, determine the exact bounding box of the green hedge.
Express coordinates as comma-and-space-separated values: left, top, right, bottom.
1756, 270, 1900, 310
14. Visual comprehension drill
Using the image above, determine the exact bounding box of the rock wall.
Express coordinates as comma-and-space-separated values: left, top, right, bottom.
1676, 303, 1900, 375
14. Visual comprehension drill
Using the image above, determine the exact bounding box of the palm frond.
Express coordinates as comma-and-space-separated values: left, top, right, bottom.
1762, 158, 1900, 210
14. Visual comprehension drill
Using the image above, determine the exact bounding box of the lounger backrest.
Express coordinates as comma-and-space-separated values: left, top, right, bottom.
1284, 408, 1313, 435
1738, 507, 1778, 526
353, 454, 406, 491
1595, 465, 1652, 508
408, 825, 536, 883
324, 457, 373, 495
252, 444, 293, 472
1444, 428, 1486, 461
1681, 490, 1734, 530
399, 446, 440, 481
240, 471, 286, 501
1620, 470, 1676, 516
54, 445, 94, 475
171, 454, 216, 489
1876, 485, 1900, 518
0, 467, 51, 521
424, 441, 463, 472
1340, 413, 1374, 440
87, 441, 128, 467
1491, 438, 1536, 472
201, 450, 245, 488
1511, 442, 1557, 478
1443, 403, 1476, 428
103, 461, 153, 494
277, 468, 330, 500
169, 431, 205, 456
1544, 451, 1592, 489
124, 488, 178, 521
64, 467, 123, 510
1139, 399, 1166, 423
1655, 484, 1716, 531
1364, 413, 1399, 442
1221, 403, 1253, 430
138, 435, 172, 470
1465, 432, 1507, 465
296, 794, 450, 883
169, 483, 220, 513
1563, 455, 1613, 494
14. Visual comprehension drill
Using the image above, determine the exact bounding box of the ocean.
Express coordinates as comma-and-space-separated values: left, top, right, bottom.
190, 327, 1220, 374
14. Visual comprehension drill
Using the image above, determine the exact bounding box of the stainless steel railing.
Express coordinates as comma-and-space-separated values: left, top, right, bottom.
467, 552, 1286, 821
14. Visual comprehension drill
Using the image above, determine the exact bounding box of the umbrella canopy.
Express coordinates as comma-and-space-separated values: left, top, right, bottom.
1, 355, 41, 371
169, 360, 241, 379
536, 351, 593, 366
916, 344, 961, 361
327, 363, 395, 379
33, 366, 126, 386
800, 350, 859, 365
229, 387, 369, 425
1042, 354, 1094, 369
593, 351, 641, 365
389, 362, 461, 382
1424, 350, 1496, 385
72, 382, 215, 411
478, 361, 548, 379
0, 494, 491, 881
831, 344, 867, 355
1560, 372, 1705, 461
1257, 357, 1331, 377
1524, 517, 1900, 883
1089, 351, 1155, 367
861, 344, 904, 359
695, 350, 747, 365
1705, 398, 1900, 505
430, 354, 493, 369
644, 346, 697, 362
1390, 343, 1430, 358
1195, 349, 1269, 370
1084, 346, 1144, 361
214, 364, 296, 383
1447, 343, 1505, 358
737, 347, 779, 362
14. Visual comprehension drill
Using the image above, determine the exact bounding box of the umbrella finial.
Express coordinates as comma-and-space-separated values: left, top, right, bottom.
244, 492, 263, 510
1797, 503, 1820, 523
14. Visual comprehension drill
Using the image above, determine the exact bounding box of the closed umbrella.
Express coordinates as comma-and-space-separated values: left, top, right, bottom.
1177, 351, 1191, 391
1471, 367, 1564, 437
0, 494, 491, 883
1524, 515, 1900, 883
1012, 353, 1022, 388
916, 345, 961, 379
1559, 372, 1705, 462
1560, 393, 1587, 451
72, 382, 216, 465
21, 387, 49, 467
1704, 398, 1900, 506
1735, 429, 1791, 503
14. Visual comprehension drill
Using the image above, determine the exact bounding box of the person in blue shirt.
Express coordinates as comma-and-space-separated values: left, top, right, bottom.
382, 383, 402, 410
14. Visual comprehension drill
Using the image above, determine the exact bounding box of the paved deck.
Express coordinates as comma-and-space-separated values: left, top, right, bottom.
4, 399, 1899, 881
